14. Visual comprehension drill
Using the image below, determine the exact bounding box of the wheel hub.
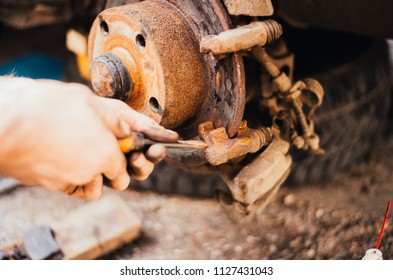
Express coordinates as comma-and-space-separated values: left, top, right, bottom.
88, 0, 245, 139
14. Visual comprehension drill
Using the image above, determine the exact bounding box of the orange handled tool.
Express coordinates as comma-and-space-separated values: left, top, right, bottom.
117, 132, 207, 153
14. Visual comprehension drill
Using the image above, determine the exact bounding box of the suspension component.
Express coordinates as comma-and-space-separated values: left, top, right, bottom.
216, 130, 292, 221
199, 120, 273, 166
200, 20, 282, 55
253, 47, 324, 154
87, 1, 315, 220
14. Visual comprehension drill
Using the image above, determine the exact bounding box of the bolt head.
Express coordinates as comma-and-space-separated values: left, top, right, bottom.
90, 52, 132, 101
293, 136, 305, 149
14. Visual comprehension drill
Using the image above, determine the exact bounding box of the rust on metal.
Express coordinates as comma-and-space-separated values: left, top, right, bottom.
253, 47, 324, 154
84, 0, 331, 223
199, 120, 273, 166
222, 0, 274, 17
91, 52, 132, 101
216, 131, 292, 221
106, 0, 142, 9
260, 40, 295, 104
89, 1, 207, 130
89, 0, 246, 140
163, 0, 246, 139
200, 20, 283, 55
265, 40, 295, 80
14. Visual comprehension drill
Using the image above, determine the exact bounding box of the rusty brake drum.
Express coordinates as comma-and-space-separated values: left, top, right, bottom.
88, 0, 245, 140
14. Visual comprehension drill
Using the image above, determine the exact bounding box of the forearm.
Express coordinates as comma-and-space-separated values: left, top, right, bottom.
0, 77, 34, 171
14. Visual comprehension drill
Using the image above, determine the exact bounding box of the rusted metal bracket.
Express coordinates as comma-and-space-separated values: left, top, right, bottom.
261, 40, 295, 98
200, 20, 282, 56
253, 47, 325, 154
199, 120, 273, 166
223, 0, 274, 17
216, 131, 292, 221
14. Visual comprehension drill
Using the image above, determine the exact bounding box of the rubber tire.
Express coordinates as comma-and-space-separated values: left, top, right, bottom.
287, 35, 392, 185
132, 162, 227, 197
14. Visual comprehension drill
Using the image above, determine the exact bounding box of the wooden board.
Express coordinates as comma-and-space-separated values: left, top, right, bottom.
51, 193, 142, 260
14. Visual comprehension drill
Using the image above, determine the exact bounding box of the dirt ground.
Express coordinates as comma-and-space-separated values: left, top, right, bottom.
108, 134, 393, 260
1, 131, 393, 260
0, 27, 392, 260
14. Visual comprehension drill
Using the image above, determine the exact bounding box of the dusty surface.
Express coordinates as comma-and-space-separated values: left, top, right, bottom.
1, 132, 393, 260
107, 135, 393, 260
1, 28, 392, 260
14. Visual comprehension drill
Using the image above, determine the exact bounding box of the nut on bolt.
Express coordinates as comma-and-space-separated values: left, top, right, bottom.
199, 121, 273, 166
91, 52, 132, 101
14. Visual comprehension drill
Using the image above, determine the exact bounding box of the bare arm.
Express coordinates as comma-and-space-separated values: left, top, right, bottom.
0, 77, 178, 199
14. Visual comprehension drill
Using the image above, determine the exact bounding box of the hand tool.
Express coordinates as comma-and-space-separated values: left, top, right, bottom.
102, 132, 207, 188
117, 132, 207, 153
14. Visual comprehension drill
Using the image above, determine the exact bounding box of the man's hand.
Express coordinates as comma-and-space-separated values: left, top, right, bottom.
0, 77, 178, 199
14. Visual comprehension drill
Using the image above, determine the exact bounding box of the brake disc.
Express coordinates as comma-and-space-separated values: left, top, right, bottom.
88, 0, 245, 140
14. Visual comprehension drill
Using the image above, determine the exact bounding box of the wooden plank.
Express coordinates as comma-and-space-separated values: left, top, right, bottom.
51, 193, 142, 260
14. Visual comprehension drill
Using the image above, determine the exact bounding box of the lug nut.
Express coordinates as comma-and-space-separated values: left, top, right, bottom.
91, 52, 132, 101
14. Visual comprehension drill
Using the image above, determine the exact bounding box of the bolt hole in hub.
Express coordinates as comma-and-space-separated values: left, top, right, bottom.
135, 34, 146, 50
280, 65, 290, 76
100, 19, 109, 36
274, 118, 284, 128
149, 97, 160, 113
